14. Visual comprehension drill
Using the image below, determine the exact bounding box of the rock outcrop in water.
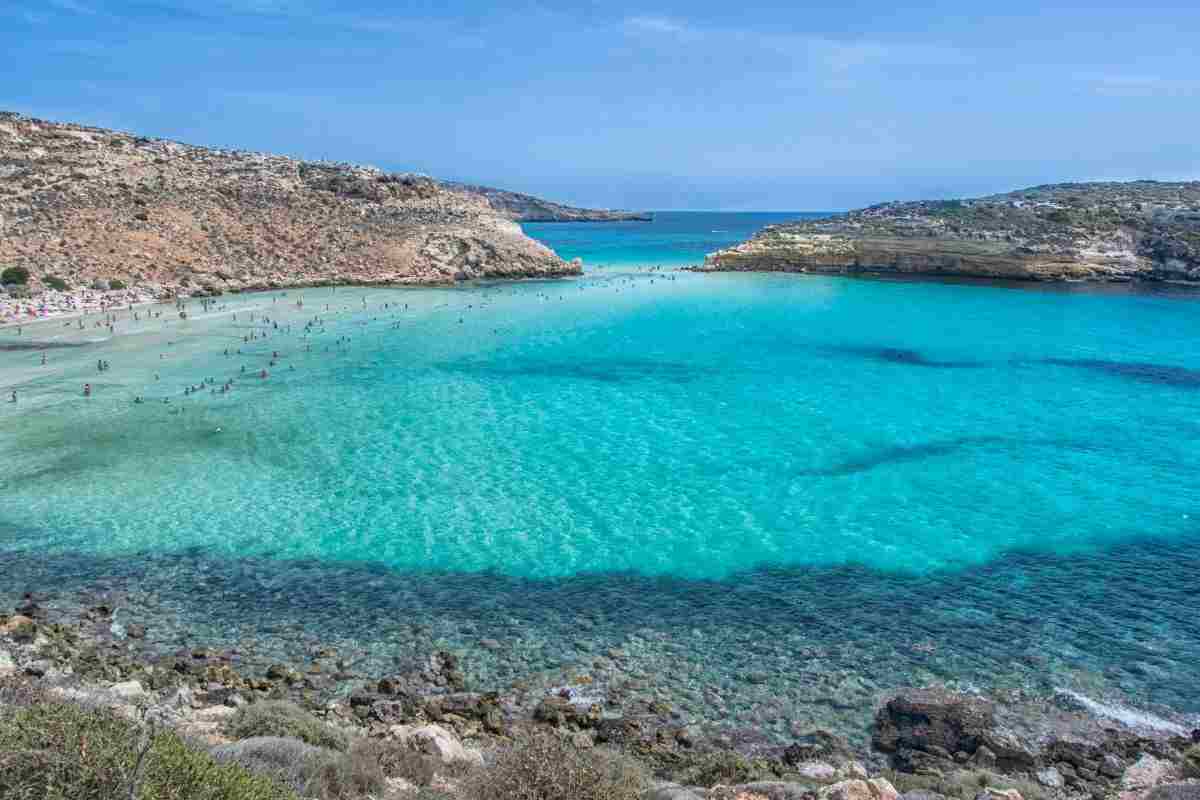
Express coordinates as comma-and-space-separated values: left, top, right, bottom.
0, 112, 580, 299
441, 181, 652, 222
702, 182, 1200, 282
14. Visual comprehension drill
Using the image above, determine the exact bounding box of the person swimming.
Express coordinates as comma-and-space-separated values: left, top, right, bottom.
83, 384, 91, 397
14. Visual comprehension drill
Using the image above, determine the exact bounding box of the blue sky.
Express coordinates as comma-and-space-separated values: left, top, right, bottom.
3, 1, 1199, 210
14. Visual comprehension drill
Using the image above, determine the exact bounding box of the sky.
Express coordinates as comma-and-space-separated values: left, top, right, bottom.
3, 1, 1199, 211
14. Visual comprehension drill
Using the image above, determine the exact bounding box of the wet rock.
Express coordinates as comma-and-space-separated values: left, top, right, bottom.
126, 623, 146, 639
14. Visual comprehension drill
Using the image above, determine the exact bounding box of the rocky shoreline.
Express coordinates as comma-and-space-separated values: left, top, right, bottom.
0, 111, 582, 321
702, 182, 1200, 283
3, 599, 1197, 800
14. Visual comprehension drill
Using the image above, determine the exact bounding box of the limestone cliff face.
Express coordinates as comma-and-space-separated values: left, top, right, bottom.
704, 182, 1200, 282
0, 112, 579, 297
441, 181, 652, 222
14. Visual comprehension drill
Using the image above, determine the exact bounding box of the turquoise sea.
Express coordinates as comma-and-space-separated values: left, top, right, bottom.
2, 212, 1199, 740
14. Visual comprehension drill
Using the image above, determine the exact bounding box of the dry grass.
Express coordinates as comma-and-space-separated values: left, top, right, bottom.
463, 733, 648, 800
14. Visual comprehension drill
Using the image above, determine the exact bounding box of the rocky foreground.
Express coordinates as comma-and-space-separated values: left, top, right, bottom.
441, 181, 652, 222
0, 112, 581, 305
2, 603, 1198, 800
702, 182, 1200, 282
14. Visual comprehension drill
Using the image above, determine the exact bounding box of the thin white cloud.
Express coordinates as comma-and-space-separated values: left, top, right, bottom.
1086, 75, 1200, 97
624, 15, 692, 37
48, 0, 97, 13
621, 14, 966, 76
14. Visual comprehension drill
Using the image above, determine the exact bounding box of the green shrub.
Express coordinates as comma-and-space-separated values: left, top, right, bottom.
210, 736, 388, 800
1, 266, 30, 286
0, 686, 295, 800
109, 279, 128, 290
668, 749, 776, 787
43, 274, 70, 291
464, 733, 647, 800
1182, 744, 1200, 779
223, 701, 349, 752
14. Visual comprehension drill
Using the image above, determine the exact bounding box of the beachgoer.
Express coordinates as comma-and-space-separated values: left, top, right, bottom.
83, 384, 91, 397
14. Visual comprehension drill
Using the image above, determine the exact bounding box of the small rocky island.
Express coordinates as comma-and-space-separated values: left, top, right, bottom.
702, 182, 1200, 282
441, 181, 652, 222
0, 112, 582, 300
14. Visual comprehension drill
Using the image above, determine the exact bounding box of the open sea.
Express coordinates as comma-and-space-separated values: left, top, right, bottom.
2, 211, 1199, 741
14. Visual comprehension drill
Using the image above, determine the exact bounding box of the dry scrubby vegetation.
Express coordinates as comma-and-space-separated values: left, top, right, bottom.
0, 683, 654, 800
0, 679, 293, 800
464, 734, 648, 800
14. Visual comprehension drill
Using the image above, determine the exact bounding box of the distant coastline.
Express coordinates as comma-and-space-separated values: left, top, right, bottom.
702, 181, 1200, 284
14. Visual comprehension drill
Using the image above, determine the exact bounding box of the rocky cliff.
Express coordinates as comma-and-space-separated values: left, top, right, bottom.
703, 182, 1200, 282
0, 112, 580, 298
442, 181, 651, 222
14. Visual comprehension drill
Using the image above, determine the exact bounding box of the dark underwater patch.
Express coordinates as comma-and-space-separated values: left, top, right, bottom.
796, 436, 1009, 477
438, 357, 721, 384
829, 345, 985, 369
1040, 358, 1200, 388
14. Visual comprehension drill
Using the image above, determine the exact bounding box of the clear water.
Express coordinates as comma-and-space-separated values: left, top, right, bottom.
2, 212, 1199, 741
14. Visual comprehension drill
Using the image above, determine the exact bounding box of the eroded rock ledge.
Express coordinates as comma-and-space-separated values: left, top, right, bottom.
702, 182, 1200, 283
0, 111, 580, 300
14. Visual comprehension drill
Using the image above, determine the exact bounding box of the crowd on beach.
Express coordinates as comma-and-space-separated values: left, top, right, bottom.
3, 268, 681, 408
0, 285, 162, 326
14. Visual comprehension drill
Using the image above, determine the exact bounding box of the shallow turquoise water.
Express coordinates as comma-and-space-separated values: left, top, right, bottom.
2, 213, 1199, 738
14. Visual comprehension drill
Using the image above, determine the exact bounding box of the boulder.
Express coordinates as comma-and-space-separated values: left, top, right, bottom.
1036, 767, 1065, 789
108, 680, 147, 700
388, 723, 484, 767
873, 689, 995, 757
795, 762, 839, 782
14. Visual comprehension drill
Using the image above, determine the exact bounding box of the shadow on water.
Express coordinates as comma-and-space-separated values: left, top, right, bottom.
1037, 358, 1200, 389
795, 436, 1010, 477
828, 345, 985, 369
437, 357, 723, 385
829, 342, 1200, 389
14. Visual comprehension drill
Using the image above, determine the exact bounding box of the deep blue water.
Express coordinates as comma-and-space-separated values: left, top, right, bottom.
522, 210, 825, 268
1, 212, 1198, 740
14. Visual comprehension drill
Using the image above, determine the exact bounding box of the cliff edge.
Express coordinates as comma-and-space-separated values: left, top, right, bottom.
0, 112, 580, 299
442, 181, 652, 222
702, 181, 1200, 282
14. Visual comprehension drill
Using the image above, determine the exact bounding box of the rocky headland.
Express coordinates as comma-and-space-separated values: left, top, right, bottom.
0, 112, 581, 317
441, 181, 652, 222
702, 182, 1200, 283
3, 601, 1198, 800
